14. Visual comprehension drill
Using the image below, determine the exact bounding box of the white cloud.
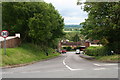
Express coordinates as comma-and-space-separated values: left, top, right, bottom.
44, 0, 88, 25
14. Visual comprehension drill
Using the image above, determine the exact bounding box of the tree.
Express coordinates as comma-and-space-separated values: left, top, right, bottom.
72, 34, 81, 42
2, 2, 33, 41
2, 2, 64, 48
28, 3, 64, 46
80, 2, 120, 53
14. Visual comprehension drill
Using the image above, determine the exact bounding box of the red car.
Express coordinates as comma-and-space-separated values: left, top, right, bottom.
60, 50, 67, 54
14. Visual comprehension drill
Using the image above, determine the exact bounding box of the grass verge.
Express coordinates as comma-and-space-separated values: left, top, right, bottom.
95, 54, 120, 62
0, 43, 60, 67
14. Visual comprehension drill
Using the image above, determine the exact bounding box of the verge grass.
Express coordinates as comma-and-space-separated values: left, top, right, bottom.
0, 43, 60, 67
95, 54, 120, 62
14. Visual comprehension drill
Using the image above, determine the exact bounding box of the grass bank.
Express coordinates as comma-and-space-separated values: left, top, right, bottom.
85, 46, 120, 62
0, 43, 60, 67
95, 54, 120, 62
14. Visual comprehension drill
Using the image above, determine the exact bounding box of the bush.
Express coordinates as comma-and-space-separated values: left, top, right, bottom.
85, 46, 114, 56
66, 47, 72, 51
63, 47, 67, 50
106, 41, 120, 54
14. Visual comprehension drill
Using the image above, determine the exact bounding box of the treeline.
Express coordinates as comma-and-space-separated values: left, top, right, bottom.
80, 2, 120, 54
62, 32, 84, 42
64, 28, 81, 31
2, 2, 64, 48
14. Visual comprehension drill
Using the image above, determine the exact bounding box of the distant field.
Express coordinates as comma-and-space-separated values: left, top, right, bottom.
64, 25, 82, 32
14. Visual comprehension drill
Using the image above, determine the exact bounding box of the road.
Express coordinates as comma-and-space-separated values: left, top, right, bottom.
2, 51, 118, 78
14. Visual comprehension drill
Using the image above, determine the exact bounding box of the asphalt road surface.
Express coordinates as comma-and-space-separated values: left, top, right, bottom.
2, 51, 119, 78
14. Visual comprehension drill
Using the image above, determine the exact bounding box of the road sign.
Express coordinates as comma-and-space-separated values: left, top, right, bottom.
0, 30, 9, 55
0, 30, 9, 38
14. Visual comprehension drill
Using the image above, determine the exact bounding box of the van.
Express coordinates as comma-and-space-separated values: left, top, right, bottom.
76, 49, 80, 54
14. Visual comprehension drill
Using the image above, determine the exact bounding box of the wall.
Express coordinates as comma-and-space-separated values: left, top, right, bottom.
85, 42, 90, 47
0, 37, 21, 48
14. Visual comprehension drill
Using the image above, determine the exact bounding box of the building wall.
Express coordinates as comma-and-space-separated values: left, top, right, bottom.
85, 42, 90, 47
0, 37, 21, 48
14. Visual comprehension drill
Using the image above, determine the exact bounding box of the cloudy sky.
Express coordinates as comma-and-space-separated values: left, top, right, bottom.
44, 0, 88, 25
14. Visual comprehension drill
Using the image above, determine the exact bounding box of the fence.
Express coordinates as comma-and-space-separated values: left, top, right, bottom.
0, 37, 21, 48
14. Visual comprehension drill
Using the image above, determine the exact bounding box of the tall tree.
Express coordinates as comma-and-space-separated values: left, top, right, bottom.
2, 2, 64, 48
72, 34, 81, 42
80, 2, 120, 53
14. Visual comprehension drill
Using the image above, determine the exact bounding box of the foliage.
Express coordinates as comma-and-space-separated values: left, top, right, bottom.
3, 2, 30, 40
28, 3, 64, 45
1, 43, 60, 66
85, 46, 114, 56
62, 32, 84, 41
80, 2, 120, 54
72, 34, 81, 42
66, 47, 72, 51
2, 2, 64, 47
62, 47, 67, 50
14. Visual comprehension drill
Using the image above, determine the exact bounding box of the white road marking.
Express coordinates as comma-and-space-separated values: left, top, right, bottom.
93, 63, 118, 66
102, 64, 118, 66
63, 57, 83, 71
93, 63, 101, 66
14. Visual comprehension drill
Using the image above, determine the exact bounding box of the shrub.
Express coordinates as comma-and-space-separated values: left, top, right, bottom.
85, 46, 113, 56
63, 47, 67, 50
66, 47, 72, 51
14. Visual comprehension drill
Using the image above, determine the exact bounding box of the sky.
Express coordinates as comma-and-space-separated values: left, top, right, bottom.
44, 0, 88, 25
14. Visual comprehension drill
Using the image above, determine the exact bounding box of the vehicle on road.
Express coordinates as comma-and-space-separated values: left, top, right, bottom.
60, 50, 67, 54
76, 49, 80, 54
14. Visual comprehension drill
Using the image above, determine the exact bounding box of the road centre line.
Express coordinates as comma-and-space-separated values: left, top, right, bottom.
63, 57, 83, 71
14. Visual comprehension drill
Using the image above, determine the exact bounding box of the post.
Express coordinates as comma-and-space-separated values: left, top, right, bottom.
46, 52, 48, 56
0, 30, 9, 55
4, 38, 6, 55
